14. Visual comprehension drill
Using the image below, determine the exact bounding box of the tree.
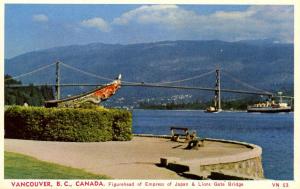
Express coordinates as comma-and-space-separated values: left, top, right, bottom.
5, 75, 54, 106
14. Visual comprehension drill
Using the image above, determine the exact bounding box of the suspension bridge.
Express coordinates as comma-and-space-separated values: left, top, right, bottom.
5, 61, 293, 109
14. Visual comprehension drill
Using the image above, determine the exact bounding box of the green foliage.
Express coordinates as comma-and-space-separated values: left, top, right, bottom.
5, 75, 54, 106
111, 109, 133, 141
5, 151, 110, 179
5, 106, 132, 142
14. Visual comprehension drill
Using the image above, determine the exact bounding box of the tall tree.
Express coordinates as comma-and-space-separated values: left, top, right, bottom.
5, 75, 54, 106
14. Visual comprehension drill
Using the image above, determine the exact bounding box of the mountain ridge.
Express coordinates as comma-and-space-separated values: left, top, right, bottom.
5, 39, 294, 106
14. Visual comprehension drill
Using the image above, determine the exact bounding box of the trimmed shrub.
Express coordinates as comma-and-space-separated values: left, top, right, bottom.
111, 109, 133, 141
5, 106, 132, 142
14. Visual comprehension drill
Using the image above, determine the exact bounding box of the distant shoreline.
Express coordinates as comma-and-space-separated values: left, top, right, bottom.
134, 108, 248, 112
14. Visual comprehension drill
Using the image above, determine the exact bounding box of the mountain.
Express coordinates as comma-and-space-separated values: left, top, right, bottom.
5, 40, 294, 106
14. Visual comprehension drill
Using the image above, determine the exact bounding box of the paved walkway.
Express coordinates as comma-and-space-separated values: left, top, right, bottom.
4, 137, 251, 179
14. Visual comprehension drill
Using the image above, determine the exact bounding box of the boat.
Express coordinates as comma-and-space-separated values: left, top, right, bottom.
45, 74, 122, 108
205, 106, 222, 113
247, 100, 291, 113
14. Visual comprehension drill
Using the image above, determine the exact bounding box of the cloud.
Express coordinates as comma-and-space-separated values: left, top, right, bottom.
80, 17, 110, 32
112, 5, 181, 25
111, 5, 293, 43
32, 14, 48, 22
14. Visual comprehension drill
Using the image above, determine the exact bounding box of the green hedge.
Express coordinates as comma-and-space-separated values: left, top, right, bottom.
4, 106, 132, 142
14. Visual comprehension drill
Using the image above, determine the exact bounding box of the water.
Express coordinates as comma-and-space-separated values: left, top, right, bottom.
132, 109, 294, 180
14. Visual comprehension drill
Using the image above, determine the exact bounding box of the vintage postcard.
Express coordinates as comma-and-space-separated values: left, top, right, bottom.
1, 0, 299, 189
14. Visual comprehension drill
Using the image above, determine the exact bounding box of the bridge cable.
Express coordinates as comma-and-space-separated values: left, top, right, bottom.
60, 62, 141, 84
222, 71, 272, 94
4, 60, 273, 96
152, 70, 215, 85
60, 63, 114, 82
61, 62, 216, 85
5, 62, 56, 81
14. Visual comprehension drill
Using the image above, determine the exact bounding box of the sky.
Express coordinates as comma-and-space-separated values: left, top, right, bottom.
5, 4, 294, 58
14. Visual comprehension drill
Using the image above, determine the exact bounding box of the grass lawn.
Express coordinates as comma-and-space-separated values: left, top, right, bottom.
5, 151, 110, 179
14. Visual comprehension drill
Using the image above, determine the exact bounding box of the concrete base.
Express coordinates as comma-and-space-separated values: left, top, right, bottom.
159, 138, 264, 180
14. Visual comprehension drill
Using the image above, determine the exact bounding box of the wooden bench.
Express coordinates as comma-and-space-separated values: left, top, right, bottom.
170, 126, 205, 149
170, 127, 198, 143
170, 127, 189, 142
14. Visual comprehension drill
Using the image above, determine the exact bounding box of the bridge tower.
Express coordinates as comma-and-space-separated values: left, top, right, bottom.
55, 61, 61, 100
214, 69, 221, 111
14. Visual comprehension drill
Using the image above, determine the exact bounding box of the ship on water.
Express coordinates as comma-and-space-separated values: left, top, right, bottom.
247, 100, 292, 113
205, 106, 222, 113
247, 92, 292, 113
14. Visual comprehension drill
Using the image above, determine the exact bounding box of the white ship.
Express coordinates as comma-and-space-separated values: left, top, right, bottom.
247, 100, 291, 113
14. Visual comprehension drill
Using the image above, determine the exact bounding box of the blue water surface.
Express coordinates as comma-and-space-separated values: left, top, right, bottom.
132, 109, 294, 180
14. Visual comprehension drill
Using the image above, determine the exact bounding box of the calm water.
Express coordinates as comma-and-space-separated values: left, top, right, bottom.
132, 109, 294, 180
